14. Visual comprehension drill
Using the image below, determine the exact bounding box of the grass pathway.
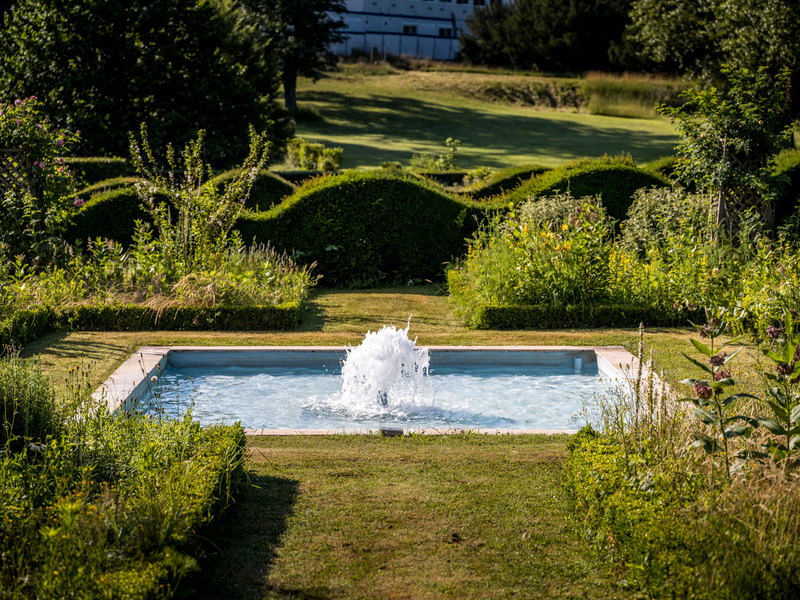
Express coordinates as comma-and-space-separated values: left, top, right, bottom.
190, 436, 625, 600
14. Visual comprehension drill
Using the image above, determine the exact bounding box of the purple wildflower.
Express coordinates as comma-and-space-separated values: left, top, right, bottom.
778, 363, 795, 377
73, 198, 84, 208
767, 325, 783, 341
713, 369, 731, 382
709, 353, 727, 367
694, 381, 713, 399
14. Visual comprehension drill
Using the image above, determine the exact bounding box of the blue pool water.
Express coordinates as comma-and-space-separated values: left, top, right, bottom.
142, 349, 611, 431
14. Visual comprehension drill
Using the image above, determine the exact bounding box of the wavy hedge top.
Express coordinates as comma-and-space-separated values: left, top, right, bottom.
237, 170, 499, 286
505, 156, 670, 222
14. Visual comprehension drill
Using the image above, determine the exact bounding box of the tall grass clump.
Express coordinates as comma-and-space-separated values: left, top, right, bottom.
568, 315, 800, 599
582, 72, 685, 119
0, 351, 61, 449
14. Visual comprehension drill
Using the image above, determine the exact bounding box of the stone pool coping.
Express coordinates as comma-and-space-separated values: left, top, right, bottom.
93, 345, 639, 436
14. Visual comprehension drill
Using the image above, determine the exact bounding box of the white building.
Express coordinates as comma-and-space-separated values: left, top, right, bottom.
331, 0, 493, 61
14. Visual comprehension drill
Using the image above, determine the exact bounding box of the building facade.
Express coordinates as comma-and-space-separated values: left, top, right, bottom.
331, 0, 492, 61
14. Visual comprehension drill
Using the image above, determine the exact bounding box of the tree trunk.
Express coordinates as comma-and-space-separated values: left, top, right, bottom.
282, 60, 299, 115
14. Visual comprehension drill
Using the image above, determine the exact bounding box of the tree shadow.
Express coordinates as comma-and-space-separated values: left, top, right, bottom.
187, 473, 300, 600
299, 90, 678, 168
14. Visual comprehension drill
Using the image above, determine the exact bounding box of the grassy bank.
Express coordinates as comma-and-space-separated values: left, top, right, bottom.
293, 68, 679, 169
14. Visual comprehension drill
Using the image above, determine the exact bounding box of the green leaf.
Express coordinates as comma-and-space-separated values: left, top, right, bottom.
681, 354, 713, 374
690, 338, 713, 357
722, 346, 742, 364
790, 435, 800, 450
763, 348, 785, 362
721, 393, 760, 408
758, 417, 788, 436
790, 404, 800, 424
693, 407, 717, 425
724, 425, 751, 438
764, 400, 789, 423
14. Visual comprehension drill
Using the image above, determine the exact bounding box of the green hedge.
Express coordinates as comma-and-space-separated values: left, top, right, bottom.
67, 186, 154, 246
466, 164, 551, 200
1, 303, 303, 353
0, 306, 57, 352
273, 170, 327, 185
505, 156, 670, 222
61, 302, 304, 331
415, 171, 469, 186
236, 171, 497, 287
65, 156, 130, 187
74, 177, 140, 199
465, 303, 701, 330
206, 168, 296, 212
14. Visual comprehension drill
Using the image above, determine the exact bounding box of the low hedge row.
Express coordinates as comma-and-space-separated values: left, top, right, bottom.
237, 171, 499, 286
0, 306, 58, 352
505, 156, 670, 223
467, 303, 702, 329
65, 156, 131, 186
566, 429, 702, 598
774, 148, 800, 228
1, 303, 303, 352
465, 163, 551, 200
62, 302, 304, 331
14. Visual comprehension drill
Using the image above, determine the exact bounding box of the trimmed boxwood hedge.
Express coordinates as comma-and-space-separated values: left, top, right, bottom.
0, 306, 57, 352
466, 303, 701, 330
504, 156, 670, 222
67, 186, 155, 246
1, 303, 304, 353
465, 163, 551, 200
65, 157, 131, 186
236, 171, 499, 287
60, 302, 304, 331
206, 168, 296, 211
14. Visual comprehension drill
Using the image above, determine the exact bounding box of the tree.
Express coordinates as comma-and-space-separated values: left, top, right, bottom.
459, 0, 635, 72
659, 67, 793, 231
244, 0, 346, 114
628, 0, 800, 111
0, 0, 292, 166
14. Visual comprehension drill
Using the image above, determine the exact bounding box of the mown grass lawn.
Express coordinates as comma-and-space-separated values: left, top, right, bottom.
292, 69, 678, 169
22, 286, 762, 599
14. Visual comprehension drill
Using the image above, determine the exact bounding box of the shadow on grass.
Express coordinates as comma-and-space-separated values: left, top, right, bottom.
188, 473, 300, 600
299, 90, 677, 168
20, 330, 129, 360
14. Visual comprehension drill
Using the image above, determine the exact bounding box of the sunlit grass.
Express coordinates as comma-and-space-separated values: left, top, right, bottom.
290, 69, 679, 169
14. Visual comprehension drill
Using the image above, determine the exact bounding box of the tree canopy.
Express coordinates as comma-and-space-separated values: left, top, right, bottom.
0, 0, 292, 166
459, 0, 637, 73
628, 0, 800, 110
243, 0, 346, 114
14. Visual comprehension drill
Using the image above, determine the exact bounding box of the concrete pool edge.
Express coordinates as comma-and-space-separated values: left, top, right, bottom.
93, 345, 639, 435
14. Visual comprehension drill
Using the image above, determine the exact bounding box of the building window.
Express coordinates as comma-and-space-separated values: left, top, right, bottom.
403, 24, 418, 35
457, 0, 469, 4
438, 27, 453, 37
474, 0, 486, 5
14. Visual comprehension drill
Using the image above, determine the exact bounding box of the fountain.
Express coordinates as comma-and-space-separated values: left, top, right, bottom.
340, 322, 429, 410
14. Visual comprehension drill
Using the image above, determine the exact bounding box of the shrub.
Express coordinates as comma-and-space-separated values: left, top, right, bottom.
411, 137, 461, 172
0, 396, 246, 598
206, 168, 296, 212
621, 187, 711, 256
74, 176, 140, 199
237, 171, 494, 287
504, 155, 670, 222
0, 96, 79, 266
286, 138, 343, 172
641, 155, 679, 180
64, 156, 130, 186
67, 186, 154, 246
464, 163, 551, 200
0, 351, 62, 448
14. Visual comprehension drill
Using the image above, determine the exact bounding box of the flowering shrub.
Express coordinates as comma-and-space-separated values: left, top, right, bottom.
0, 97, 80, 265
